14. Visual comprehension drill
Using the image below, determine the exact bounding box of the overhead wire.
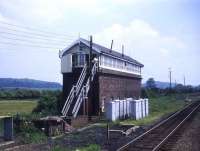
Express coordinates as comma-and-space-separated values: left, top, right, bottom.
0, 20, 76, 38
0, 47, 60, 53
0, 34, 71, 46
0, 31, 73, 43
0, 25, 76, 41
0, 41, 65, 49
0, 21, 78, 51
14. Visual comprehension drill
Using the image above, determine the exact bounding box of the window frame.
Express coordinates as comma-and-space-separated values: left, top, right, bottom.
72, 53, 86, 68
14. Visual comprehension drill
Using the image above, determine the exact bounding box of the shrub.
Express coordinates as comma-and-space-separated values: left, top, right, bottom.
17, 123, 47, 144
33, 90, 62, 116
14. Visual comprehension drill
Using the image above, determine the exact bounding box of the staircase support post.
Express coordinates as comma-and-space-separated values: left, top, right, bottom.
83, 98, 86, 115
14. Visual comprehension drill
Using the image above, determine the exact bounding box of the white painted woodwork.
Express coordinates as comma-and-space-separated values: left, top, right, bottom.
61, 54, 72, 73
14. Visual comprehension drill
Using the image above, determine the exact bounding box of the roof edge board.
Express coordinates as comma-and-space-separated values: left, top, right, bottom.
61, 38, 100, 57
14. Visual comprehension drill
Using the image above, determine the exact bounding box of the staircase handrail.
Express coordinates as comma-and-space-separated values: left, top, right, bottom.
62, 85, 75, 116
62, 64, 87, 116
72, 62, 98, 117
72, 86, 86, 117
76, 64, 87, 94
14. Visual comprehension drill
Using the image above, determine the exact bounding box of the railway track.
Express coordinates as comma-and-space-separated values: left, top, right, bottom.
117, 101, 200, 151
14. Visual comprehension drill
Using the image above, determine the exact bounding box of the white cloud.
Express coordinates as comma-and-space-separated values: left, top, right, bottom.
109, 0, 178, 6
95, 19, 184, 55
0, 13, 9, 22
94, 20, 154, 61
162, 37, 185, 49
0, 13, 4, 21
1, 0, 174, 25
160, 48, 169, 56
0, 0, 106, 24
94, 19, 186, 82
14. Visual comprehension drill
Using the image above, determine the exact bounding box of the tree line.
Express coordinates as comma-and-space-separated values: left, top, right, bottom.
0, 88, 61, 100
143, 78, 200, 97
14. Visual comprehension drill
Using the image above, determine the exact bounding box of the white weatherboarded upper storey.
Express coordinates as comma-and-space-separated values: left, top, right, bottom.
60, 38, 143, 75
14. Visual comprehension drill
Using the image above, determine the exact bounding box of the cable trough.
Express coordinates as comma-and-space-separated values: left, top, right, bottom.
117, 101, 200, 151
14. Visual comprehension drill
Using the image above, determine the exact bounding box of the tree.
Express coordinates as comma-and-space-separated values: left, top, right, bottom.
195, 85, 200, 92
185, 85, 194, 93
146, 78, 157, 89
33, 90, 62, 116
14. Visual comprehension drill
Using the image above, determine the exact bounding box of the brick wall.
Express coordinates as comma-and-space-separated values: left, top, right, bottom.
62, 69, 142, 116
98, 73, 142, 108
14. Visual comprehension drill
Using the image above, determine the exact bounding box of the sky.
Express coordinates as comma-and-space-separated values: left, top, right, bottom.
0, 0, 199, 85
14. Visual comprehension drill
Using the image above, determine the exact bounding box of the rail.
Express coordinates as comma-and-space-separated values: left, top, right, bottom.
153, 103, 200, 151
117, 101, 200, 151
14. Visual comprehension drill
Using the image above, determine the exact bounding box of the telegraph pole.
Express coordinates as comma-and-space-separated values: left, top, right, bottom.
183, 75, 186, 86
169, 68, 172, 91
86, 35, 93, 116
122, 45, 124, 57
89, 35, 93, 69
110, 40, 113, 52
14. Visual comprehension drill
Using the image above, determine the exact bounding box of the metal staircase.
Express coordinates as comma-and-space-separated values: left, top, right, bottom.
62, 61, 98, 118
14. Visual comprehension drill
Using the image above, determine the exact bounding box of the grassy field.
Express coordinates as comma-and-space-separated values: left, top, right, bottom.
0, 99, 38, 116
120, 94, 188, 126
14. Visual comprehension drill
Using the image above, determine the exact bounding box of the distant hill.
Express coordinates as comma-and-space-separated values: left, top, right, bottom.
0, 78, 62, 89
143, 81, 176, 89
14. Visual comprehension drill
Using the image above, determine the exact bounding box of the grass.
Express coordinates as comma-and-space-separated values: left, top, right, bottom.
120, 94, 188, 126
0, 99, 37, 116
51, 144, 101, 151
76, 144, 100, 151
